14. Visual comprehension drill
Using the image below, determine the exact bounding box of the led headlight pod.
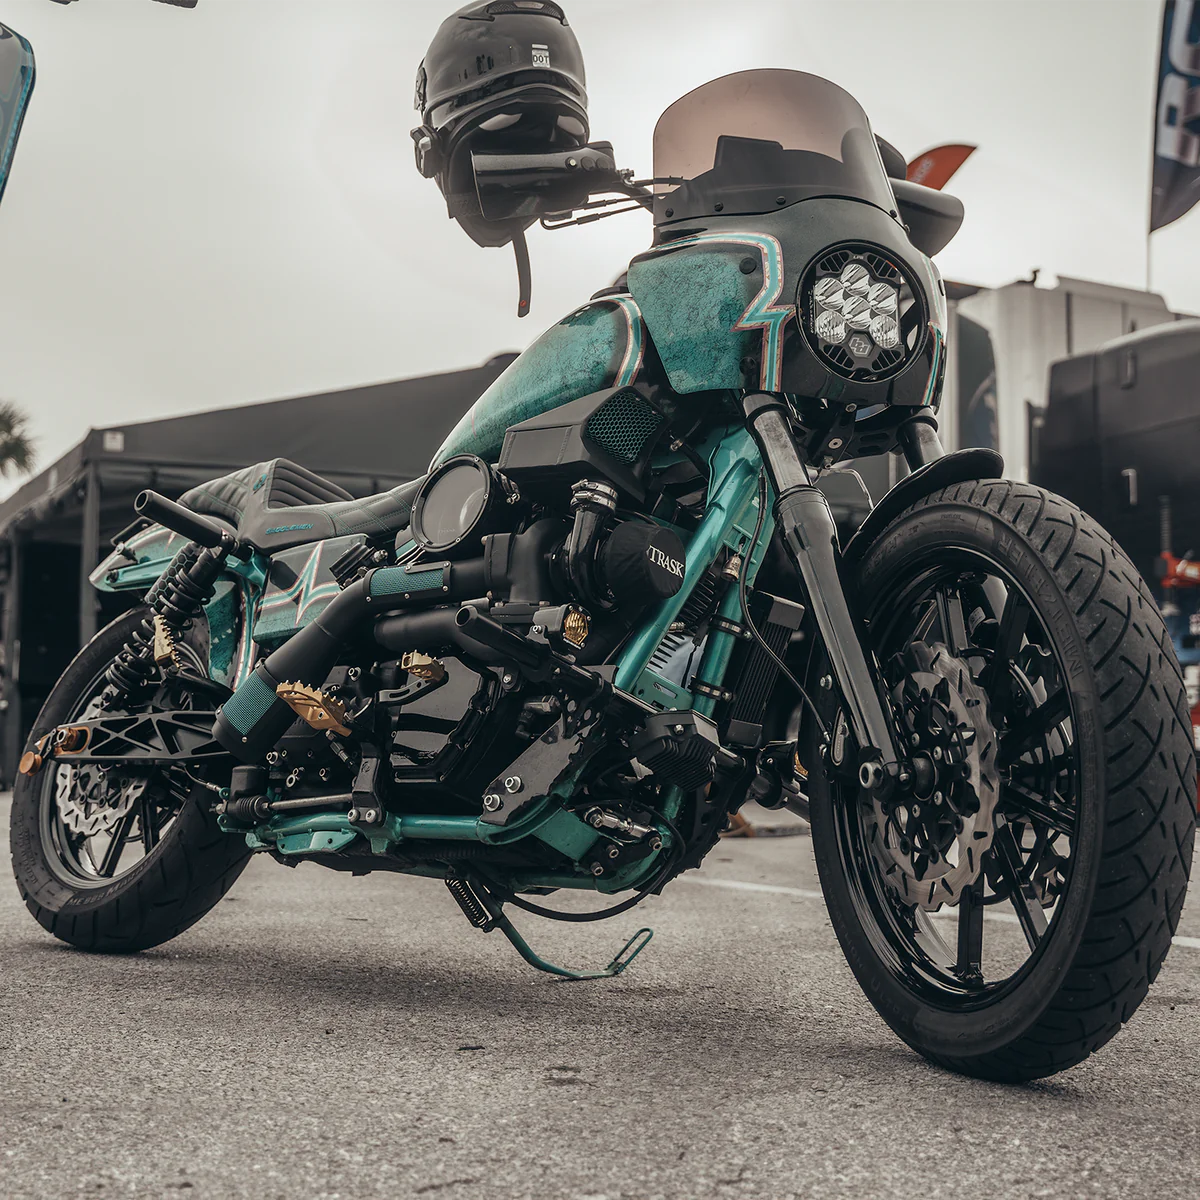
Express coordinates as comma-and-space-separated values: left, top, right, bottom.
801, 245, 925, 382
814, 307, 847, 344
840, 262, 871, 295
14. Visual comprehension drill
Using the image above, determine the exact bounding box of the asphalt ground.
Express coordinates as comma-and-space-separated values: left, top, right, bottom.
2, 795, 1198, 1200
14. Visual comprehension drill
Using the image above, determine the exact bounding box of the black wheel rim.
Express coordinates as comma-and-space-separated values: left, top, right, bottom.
829, 547, 1082, 1008
37, 658, 201, 889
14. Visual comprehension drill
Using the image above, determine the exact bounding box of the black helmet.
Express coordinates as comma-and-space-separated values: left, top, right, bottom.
413, 0, 589, 249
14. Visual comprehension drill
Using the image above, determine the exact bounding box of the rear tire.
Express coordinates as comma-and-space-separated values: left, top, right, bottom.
9, 609, 251, 953
809, 480, 1195, 1080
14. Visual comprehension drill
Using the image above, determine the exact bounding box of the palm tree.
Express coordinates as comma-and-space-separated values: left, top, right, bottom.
0, 400, 34, 478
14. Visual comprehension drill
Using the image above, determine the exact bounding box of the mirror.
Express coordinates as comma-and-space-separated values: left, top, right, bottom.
472, 143, 618, 221
0, 22, 35, 207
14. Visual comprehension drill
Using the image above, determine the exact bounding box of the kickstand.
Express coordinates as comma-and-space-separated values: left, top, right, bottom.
445, 874, 653, 981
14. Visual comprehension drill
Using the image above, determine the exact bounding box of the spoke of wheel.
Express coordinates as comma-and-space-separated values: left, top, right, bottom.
985, 590, 1032, 717
140, 791, 161, 851
1002, 688, 1071, 762
99, 808, 137, 877
935, 585, 969, 656
955, 884, 985, 982
1001, 780, 1076, 835
991, 824, 1048, 950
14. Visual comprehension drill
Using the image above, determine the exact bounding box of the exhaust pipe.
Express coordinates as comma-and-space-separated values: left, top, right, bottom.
214, 559, 482, 762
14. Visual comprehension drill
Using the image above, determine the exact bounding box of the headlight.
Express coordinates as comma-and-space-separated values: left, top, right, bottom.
800, 245, 925, 382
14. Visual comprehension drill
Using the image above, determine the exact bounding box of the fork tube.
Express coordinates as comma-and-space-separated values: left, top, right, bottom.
897, 413, 945, 471
743, 394, 900, 777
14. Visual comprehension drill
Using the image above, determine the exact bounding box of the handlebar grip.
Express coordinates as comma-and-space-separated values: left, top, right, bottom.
134, 489, 237, 553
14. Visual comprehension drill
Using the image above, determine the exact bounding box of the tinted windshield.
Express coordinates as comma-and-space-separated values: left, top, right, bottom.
652, 70, 895, 224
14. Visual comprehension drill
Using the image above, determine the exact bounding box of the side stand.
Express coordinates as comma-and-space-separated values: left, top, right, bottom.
446, 874, 653, 981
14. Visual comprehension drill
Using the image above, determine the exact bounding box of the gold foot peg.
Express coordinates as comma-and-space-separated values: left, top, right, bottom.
401, 651, 446, 682
275, 682, 352, 736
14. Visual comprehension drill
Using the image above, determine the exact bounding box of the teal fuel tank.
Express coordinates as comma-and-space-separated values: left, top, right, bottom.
432, 294, 646, 467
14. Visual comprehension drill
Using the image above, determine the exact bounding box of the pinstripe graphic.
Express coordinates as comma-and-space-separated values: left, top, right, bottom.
612, 295, 645, 386
255, 544, 342, 629
639, 232, 793, 390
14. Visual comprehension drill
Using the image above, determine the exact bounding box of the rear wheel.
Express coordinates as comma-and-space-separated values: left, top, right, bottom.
809, 481, 1195, 1080
9, 608, 251, 952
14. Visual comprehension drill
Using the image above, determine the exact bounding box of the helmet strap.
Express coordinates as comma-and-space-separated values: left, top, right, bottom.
513, 229, 531, 318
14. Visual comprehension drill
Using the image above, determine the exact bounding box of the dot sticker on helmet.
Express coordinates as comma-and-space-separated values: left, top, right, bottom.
531, 43, 551, 67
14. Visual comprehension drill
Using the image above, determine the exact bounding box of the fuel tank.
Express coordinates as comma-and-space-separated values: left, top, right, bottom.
432, 294, 646, 466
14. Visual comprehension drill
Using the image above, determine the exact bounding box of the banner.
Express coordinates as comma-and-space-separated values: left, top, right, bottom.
0, 23, 35, 208
1152, 0, 1200, 231
905, 144, 976, 192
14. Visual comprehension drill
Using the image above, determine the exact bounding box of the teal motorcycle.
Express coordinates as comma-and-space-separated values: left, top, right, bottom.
11, 67, 1195, 1083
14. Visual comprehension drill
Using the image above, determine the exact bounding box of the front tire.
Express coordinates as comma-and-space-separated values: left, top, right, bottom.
809, 480, 1195, 1081
9, 608, 251, 953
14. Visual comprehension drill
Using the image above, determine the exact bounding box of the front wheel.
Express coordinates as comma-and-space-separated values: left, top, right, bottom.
809, 480, 1196, 1081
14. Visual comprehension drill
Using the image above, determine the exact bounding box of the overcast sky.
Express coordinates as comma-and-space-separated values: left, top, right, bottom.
0, 0, 1194, 498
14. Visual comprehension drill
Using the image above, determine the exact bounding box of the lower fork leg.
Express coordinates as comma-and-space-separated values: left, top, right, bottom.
743, 394, 901, 783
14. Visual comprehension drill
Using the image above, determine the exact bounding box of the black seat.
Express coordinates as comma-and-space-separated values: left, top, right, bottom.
180, 458, 424, 554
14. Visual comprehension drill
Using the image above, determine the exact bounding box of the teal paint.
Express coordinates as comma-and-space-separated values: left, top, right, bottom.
528, 806, 600, 859
204, 581, 241, 688
89, 525, 186, 592
614, 426, 763, 698
276, 828, 357, 855
692, 489, 775, 719
253, 536, 358, 645
628, 232, 793, 394
431, 296, 646, 466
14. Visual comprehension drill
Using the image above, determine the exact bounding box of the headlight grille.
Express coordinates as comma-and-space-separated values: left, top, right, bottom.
800, 246, 924, 382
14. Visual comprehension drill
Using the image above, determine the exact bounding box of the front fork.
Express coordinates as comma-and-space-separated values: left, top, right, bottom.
743, 394, 945, 790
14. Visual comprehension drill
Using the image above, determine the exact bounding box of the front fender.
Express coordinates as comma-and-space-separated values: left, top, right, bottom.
841, 448, 1004, 569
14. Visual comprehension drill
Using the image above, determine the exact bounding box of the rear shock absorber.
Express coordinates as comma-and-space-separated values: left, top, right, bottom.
102, 542, 231, 708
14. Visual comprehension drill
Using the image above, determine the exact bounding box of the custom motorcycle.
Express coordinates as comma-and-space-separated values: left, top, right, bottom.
9, 28, 1195, 1081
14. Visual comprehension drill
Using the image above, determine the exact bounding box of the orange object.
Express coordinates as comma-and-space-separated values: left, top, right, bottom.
906, 144, 976, 191
18, 750, 43, 777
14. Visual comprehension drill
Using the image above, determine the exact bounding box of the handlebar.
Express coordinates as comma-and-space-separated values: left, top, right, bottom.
134, 490, 251, 559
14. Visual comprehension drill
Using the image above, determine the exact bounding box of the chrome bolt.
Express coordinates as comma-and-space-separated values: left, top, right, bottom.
347, 667, 361, 681
648, 836, 663, 852
607, 845, 621, 859
828, 438, 843, 450
819, 675, 833, 690
673, 724, 686, 734
503, 775, 523, 794
482, 793, 503, 812
932, 746, 942, 761
591, 862, 605, 876
363, 809, 378, 823
910, 803, 922, 817
910, 733, 920, 747
347, 807, 359, 822
933, 791, 944, 805
502, 673, 514, 686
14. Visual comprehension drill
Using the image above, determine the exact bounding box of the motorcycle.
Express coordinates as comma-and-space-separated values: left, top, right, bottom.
10, 65, 1195, 1083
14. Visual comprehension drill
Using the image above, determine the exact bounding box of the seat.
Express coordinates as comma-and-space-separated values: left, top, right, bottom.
180, 458, 425, 554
